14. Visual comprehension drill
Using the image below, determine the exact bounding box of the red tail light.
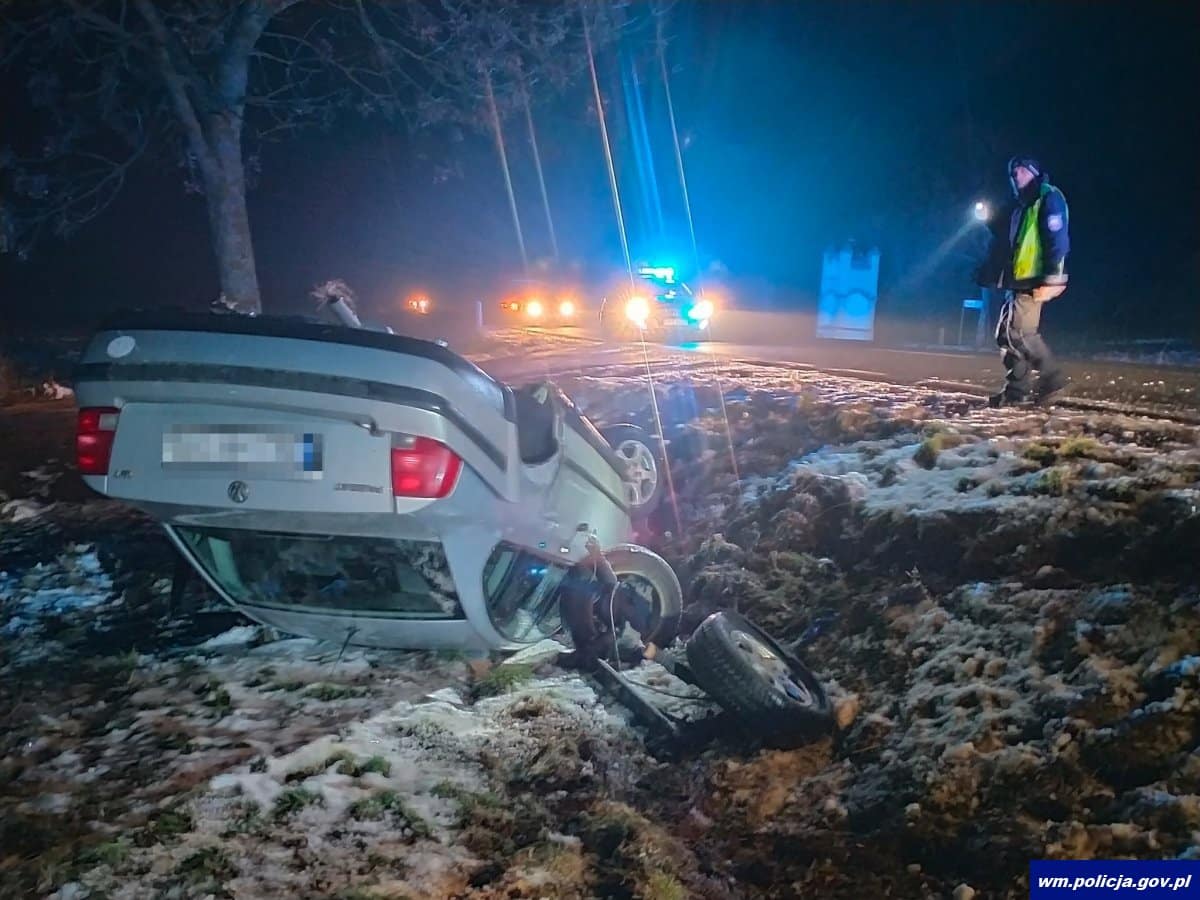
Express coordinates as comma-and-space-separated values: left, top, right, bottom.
390, 437, 462, 498
76, 407, 120, 476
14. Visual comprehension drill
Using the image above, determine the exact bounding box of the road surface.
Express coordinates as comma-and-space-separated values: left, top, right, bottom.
480, 326, 1200, 420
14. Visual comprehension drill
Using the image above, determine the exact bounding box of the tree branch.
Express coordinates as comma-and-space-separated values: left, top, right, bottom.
130, 0, 216, 175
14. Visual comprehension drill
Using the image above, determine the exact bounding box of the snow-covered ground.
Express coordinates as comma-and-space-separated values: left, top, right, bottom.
2, 349, 1198, 898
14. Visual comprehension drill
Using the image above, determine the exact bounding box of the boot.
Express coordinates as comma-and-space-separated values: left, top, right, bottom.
1033, 370, 1068, 406
988, 386, 1028, 409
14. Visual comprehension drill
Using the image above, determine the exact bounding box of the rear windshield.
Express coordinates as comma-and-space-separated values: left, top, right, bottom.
175, 526, 462, 619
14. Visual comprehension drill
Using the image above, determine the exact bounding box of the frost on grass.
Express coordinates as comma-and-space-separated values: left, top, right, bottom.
0, 543, 119, 669
3, 624, 472, 898
557, 359, 1200, 895
499, 358, 1198, 895
66, 671, 676, 898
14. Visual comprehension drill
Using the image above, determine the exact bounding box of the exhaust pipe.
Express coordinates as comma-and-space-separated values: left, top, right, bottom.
326, 294, 363, 329
312, 280, 363, 329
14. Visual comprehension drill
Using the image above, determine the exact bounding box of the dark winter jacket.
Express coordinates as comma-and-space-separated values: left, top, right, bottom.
976, 174, 1070, 291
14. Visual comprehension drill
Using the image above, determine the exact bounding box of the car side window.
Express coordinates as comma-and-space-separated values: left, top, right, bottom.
482, 543, 568, 642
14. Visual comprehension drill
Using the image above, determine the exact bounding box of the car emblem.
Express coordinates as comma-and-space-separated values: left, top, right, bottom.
227, 480, 249, 503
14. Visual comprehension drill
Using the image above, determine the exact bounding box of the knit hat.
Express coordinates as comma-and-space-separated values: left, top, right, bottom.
1007, 156, 1044, 194
1007, 156, 1042, 177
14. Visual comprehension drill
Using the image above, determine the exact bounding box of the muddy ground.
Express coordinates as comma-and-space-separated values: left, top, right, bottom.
1, 355, 1198, 899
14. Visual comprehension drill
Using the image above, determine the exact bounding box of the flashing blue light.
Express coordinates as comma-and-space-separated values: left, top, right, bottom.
637, 265, 676, 283
685, 299, 714, 323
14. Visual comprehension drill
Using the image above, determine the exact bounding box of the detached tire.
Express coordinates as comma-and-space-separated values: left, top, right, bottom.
604, 544, 682, 647
686, 610, 832, 744
602, 424, 665, 521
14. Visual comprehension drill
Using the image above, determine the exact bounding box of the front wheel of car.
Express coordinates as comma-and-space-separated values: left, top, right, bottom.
603, 543, 683, 647
602, 423, 665, 521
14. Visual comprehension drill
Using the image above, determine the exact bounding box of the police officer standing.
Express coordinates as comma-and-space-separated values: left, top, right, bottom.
976, 156, 1071, 407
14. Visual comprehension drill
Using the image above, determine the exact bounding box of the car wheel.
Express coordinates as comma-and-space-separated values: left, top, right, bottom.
685, 610, 832, 745
602, 423, 665, 520
604, 543, 683, 647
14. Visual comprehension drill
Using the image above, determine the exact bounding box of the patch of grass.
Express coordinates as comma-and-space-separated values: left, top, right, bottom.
336, 888, 406, 900
1058, 436, 1102, 459
269, 679, 308, 693
583, 801, 643, 849
305, 682, 360, 702
203, 685, 233, 715
1035, 467, 1072, 497
913, 438, 941, 470
78, 648, 140, 682
348, 791, 432, 837
1022, 442, 1057, 466
178, 845, 236, 887
147, 808, 194, 842
357, 755, 392, 777
311, 749, 391, 778
322, 749, 359, 774
473, 662, 535, 698
1089, 479, 1139, 503
506, 694, 557, 720
78, 837, 131, 868
365, 851, 410, 877
985, 480, 1008, 498
878, 463, 901, 487
348, 792, 391, 820
644, 870, 687, 900
272, 787, 322, 820
157, 730, 194, 752
394, 719, 448, 739
432, 781, 503, 822
913, 432, 964, 470
99, 648, 141, 676
221, 801, 263, 837
582, 801, 684, 882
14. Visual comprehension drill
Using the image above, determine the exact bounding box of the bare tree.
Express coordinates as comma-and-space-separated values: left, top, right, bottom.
0, 0, 625, 312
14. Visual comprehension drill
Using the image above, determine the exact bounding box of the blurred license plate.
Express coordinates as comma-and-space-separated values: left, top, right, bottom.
163, 426, 323, 476
665, 317, 686, 326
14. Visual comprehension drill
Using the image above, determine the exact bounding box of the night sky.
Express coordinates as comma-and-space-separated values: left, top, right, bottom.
2, 0, 1196, 342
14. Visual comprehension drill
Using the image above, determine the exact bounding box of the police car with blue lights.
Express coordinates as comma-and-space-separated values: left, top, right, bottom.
600, 265, 715, 342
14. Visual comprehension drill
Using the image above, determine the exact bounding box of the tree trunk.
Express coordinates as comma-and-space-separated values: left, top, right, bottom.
131, 0, 265, 312
201, 116, 261, 313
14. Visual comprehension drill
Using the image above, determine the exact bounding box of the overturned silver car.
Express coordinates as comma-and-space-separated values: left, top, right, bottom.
73, 308, 679, 652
